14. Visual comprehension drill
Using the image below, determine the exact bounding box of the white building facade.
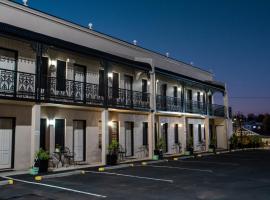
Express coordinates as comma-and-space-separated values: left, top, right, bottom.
0, 0, 232, 170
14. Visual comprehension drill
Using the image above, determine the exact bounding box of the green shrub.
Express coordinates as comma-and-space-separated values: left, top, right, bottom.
35, 148, 50, 160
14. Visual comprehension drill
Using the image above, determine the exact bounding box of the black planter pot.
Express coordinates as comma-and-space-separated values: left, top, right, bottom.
188, 147, 194, 155
154, 149, 163, 160
106, 154, 118, 165
38, 159, 49, 173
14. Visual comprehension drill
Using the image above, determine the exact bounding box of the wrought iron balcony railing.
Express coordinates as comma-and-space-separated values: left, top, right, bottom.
209, 104, 226, 117
40, 77, 104, 106
108, 87, 150, 110
185, 100, 207, 115
0, 68, 36, 100
0, 68, 228, 117
156, 95, 183, 112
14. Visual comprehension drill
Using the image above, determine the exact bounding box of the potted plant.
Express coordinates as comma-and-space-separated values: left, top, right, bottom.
154, 138, 165, 160
35, 148, 50, 173
106, 140, 119, 165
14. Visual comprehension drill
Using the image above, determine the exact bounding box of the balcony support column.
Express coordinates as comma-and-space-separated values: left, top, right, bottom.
32, 42, 44, 101
223, 86, 232, 148
204, 117, 210, 151
101, 109, 109, 165
103, 60, 109, 108
181, 84, 185, 113
148, 112, 155, 159
30, 104, 41, 165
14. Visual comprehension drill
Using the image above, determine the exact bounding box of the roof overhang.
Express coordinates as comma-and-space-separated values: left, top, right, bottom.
0, 22, 152, 72
155, 67, 225, 92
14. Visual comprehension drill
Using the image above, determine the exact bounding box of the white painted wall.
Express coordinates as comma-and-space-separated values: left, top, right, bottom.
41, 107, 102, 164
187, 118, 205, 151
0, 104, 32, 170
157, 116, 185, 154
110, 112, 149, 159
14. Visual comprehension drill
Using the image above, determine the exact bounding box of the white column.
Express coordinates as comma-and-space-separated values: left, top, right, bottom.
204, 117, 210, 151
31, 104, 41, 165
148, 113, 155, 159
182, 115, 187, 152
101, 109, 109, 165
223, 87, 231, 149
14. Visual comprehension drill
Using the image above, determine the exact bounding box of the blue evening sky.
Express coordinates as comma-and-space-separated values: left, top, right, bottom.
14, 0, 270, 114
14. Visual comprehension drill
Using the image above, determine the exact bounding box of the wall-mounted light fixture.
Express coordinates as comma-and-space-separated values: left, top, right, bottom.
49, 59, 57, 67
49, 119, 55, 126
178, 123, 183, 128
178, 87, 181, 92
108, 121, 113, 127
108, 73, 113, 78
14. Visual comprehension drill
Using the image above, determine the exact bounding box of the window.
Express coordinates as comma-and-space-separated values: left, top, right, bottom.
174, 124, 179, 143
198, 124, 202, 142
143, 122, 148, 145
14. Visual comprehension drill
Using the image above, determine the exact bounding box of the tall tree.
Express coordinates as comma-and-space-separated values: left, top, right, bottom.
263, 114, 270, 134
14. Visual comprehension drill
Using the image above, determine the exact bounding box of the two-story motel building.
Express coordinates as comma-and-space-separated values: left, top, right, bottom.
0, 0, 232, 170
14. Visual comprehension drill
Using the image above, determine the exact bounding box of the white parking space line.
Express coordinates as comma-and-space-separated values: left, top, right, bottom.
85, 171, 174, 183
175, 160, 239, 166
2, 176, 107, 198
142, 165, 213, 173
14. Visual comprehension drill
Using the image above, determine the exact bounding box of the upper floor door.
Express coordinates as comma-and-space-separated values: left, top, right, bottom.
124, 75, 133, 105
142, 79, 148, 102
160, 84, 167, 109
73, 64, 86, 101
112, 72, 119, 99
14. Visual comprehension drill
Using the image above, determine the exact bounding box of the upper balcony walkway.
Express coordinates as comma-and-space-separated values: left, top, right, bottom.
0, 68, 229, 117
156, 95, 227, 117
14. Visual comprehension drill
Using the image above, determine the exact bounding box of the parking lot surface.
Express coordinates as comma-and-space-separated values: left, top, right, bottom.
1, 150, 270, 200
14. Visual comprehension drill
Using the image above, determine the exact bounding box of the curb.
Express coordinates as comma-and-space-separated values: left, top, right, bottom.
34, 170, 84, 181
98, 164, 134, 172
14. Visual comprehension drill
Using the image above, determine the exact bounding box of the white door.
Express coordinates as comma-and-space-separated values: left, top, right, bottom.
125, 122, 133, 157
74, 65, 85, 101
73, 121, 85, 162
0, 119, 13, 169
216, 125, 227, 149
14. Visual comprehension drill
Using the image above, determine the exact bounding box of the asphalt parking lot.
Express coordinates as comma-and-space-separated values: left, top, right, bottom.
1, 150, 270, 200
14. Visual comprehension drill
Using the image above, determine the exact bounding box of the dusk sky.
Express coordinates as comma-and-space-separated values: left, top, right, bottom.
15, 0, 270, 115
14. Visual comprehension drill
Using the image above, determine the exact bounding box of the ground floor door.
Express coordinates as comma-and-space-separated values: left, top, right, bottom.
216, 125, 227, 149
161, 123, 168, 152
187, 124, 194, 149
40, 118, 47, 150
55, 119, 65, 150
0, 118, 14, 169
73, 120, 86, 162
125, 122, 134, 157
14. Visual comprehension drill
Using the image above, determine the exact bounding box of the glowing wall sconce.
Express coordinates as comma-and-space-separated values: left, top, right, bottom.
108, 121, 113, 127
49, 119, 55, 126
178, 123, 183, 128
49, 59, 57, 67
108, 73, 113, 78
